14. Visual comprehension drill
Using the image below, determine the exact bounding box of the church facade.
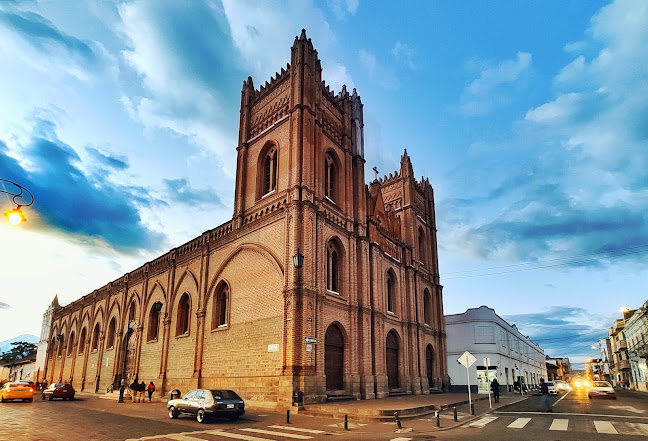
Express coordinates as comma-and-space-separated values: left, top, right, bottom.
42, 31, 448, 410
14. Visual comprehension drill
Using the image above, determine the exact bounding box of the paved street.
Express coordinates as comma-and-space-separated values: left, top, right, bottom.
2, 388, 647, 441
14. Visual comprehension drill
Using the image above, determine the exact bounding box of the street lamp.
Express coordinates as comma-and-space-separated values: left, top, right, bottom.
293, 248, 304, 269
1, 179, 34, 226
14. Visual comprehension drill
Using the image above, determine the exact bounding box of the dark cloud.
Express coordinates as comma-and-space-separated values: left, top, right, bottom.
0, 119, 165, 252
86, 147, 129, 171
163, 178, 222, 207
0, 302, 10, 309
0, 10, 100, 65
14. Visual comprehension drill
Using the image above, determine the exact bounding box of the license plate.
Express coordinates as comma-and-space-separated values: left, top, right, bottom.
227, 404, 234, 409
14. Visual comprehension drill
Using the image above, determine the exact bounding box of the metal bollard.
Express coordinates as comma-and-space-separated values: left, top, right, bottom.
453, 407, 458, 421
344, 414, 348, 430
470, 403, 475, 415
286, 410, 290, 423
394, 411, 402, 429
436, 411, 440, 427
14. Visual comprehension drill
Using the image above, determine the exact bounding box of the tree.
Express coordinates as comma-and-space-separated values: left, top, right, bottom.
0, 341, 37, 363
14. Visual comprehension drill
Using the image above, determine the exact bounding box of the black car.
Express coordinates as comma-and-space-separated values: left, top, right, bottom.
168, 389, 245, 423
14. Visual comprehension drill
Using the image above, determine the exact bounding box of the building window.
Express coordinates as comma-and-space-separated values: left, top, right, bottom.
91, 323, 100, 351
176, 293, 191, 336
386, 271, 396, 313
475, 325, 495, 344
128, 300, 136, 323
106, 318, 116, 349
418, 227, 426, 265
327, 243, 340, 293
67, 331, 75, 357
324, 154, 336, 201
212, 283, 229, 329
148, 305, 160, 341
78, 327, 86, 354
262, 146, 277, 196
423, 289, 431, 325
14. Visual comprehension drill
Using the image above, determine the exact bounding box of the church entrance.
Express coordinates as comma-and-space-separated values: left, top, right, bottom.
122, 328, 137, 385
426, 344, 434, 388
386, 331, 400, 390
325, 324, 344, 391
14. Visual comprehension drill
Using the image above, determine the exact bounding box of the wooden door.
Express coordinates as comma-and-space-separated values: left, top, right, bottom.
426, 345, 434, 388
325, 325, 344, 391
386, 331, 399, 390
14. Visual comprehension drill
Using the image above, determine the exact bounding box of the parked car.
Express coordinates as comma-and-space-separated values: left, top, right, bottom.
554, 380, 570, 391
0, 382, 35, 402
544, 381, 559, 395
588, 381, 616, 399
168, 389, 245, 423
42, 383, 75, 400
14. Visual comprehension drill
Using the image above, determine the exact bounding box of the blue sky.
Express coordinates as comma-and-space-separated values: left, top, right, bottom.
1, 0, 646, 368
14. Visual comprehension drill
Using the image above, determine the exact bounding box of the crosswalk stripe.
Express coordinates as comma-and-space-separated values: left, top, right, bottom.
469, 416, 497, 427
594, 421, 617, 434
549, 419, 568, 431
240, 428, 313, 439
207, 431, 271, 441
507, 417, 531, 429
268, 425, 325, 434
624, 423, 648, 435
389, 438, 413, 441
164, 434, 214, 441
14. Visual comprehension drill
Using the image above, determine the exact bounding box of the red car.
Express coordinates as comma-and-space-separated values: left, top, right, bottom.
42, 383, 75, 400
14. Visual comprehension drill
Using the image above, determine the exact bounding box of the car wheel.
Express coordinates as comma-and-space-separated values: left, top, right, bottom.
25, 398, 33, 402
42, 395, 46, 400
70, 395, 74, 401
588, 395, 591, 399
169, 406, 178, 419
48, 396, 53, 401
1, 396, 5, 403
197, 409, 206, 423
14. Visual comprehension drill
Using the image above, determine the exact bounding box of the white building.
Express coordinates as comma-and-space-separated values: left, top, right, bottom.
624, 300, 648, 391
34, 296, 60, 383
445, 306, 547, 393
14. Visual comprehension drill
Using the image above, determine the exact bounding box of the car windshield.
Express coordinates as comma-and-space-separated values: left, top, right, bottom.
8, 382, 25, 387
593, 381, 609, 387
53, 383, 66, 388
546, 382, 555, 386
211, 390, 240, 400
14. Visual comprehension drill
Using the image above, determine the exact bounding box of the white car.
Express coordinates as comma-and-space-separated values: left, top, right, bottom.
587, 381, 616, 399
554, 380, 570, 391
546, 381, 559, 395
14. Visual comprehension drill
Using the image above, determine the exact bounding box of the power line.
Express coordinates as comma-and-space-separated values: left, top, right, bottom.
443, 243, 648, 275
442, 247, 648, 280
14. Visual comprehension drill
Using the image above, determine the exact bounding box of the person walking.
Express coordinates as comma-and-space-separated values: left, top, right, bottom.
147, 381, 156, 402
129, 378, 139, 402
540, 378, 552, 412
491, 378, 500, 403
138, 381, 146, 403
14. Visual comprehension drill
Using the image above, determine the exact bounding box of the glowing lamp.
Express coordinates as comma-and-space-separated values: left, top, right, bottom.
4, 207, 26, 225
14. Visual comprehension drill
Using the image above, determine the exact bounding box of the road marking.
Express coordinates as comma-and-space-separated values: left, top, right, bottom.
608, 405, 646, 414
594, 421, 618, 434
495, 411, 648, 420
327, 422, 366, 428
268, 425, 325, 434
207, 431, 272, 441
389, 438, 413, 441
549, 419, 569, 431
240, 428, 312, 439
469, 416, 497, 427
507, 417, 531, 429
553, 390, 571, 405
125, 430, 224, 441
624, 423, 648, 435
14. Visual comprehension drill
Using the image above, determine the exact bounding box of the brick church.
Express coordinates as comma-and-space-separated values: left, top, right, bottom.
42, 30, 448, 409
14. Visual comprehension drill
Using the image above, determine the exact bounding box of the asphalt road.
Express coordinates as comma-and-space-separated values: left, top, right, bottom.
1, 388, 647, 441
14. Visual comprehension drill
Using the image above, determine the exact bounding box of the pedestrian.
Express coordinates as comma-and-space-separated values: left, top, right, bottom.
139, 381, 146, 403
129, 378, 139, 402
624, 378, 630, 389
147, 381, 156, 402
539, 378, 551, 412
491, 378, 500, 403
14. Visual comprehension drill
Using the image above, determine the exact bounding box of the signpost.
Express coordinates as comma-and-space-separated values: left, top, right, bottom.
484, 357, 492, 408
458, 351, 477, 413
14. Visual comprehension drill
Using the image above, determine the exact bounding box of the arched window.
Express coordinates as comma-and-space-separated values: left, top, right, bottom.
262, 146, 277, 196
128, 300, 136, 323
106, 317, 116, 349
326, 242, 340, 293
67, 331, 75, 357
147, 305, 160, 341
176, 293, 191, 336
423, 289, 431, 325
91, 323, 100, 351
212, 283, 229, 329
418, 227, 426, 265
386, 271, 396, 313
50, 337, 57, 358
78, 327, 86, 354
324, 154, 336, 201
57, 336, 63, 358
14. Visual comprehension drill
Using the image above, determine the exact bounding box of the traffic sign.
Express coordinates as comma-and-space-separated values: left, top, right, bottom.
304, 337, 317, 344
458, 351, 476, 368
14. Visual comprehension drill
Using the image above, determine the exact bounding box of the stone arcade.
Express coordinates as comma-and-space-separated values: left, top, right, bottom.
42, 30, 448, 410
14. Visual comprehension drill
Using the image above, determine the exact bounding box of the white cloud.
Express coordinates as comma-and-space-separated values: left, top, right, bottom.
327, 0, 359, 20
525, 93, 581, 122
392, 40, 416, 70
358, 48, 399, 89
460, 52, 532, 115
555, 56, 586, 84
